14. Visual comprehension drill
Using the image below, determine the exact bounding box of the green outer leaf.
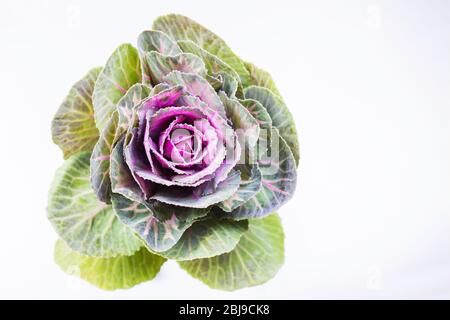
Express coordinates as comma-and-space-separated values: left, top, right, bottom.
111, 194, 210, 252
244, 86, 300, 166
90, 111, 118, 203
146, 51, 206, 84
153, 14, 250, 86
227, 129, 297, 219
54, 239, 166, 290
47, 152, 142, 258
52, 67, 101, 159
137, 30, 182, 84
244, 61, 282, 97
160, 219, 248, 261
92, 44, 141, 132
179, 213, 284, 291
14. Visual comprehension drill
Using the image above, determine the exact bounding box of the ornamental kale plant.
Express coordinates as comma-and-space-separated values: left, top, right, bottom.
48, 14, 299, 291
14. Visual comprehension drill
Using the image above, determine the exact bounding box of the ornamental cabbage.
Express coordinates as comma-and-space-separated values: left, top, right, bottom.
48, 14, 299, 291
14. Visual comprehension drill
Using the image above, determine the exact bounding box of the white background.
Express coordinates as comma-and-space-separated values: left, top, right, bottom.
0, 0, 449, 299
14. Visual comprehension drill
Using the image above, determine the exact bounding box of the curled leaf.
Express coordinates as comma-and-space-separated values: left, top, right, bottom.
160, 219, 248, 261
245, 86, 300, 166
227, 129, 297, 219
112, 194, 209, 252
